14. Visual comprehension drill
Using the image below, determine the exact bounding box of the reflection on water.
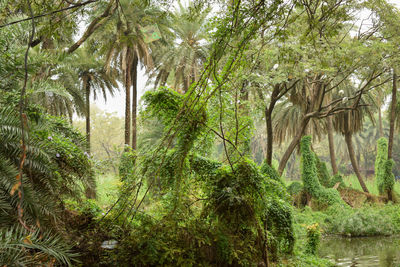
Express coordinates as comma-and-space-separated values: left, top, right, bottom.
318, 236, 400, 267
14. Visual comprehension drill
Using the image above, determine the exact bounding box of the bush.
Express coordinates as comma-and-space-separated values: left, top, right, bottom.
305, 223, 320, 255
294, 204, 400, 238
260, 160, 284, 184
287, 181, 303, 196
118, 147, 136, 181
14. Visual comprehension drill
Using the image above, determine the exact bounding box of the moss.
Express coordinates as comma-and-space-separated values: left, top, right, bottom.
314, 154, 331, 187
381, 159, 395, 196
329, 174, 346, 189
300, 136, 343, 207
375, 137, 395, 198
300, 136, 322, 198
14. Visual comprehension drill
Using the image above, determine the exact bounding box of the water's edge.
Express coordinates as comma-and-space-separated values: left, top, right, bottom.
318, 236, 400, 267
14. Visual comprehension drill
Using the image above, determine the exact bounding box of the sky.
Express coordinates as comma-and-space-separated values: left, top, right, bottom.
94, 67, 148, 117
92, 0, 400, 118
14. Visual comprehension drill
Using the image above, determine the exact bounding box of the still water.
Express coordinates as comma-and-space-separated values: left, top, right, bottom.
319, 236, 400, 267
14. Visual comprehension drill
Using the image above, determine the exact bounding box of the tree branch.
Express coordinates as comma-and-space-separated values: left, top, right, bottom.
0, 0, 98, 29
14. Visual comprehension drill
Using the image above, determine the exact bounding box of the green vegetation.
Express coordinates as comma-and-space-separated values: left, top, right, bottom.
375, 138, 395, 199
2, 0, 400, 266
300, 136, 343, 207
294, 204, 400, 238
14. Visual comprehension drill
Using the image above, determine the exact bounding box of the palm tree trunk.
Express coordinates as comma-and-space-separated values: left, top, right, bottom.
85, 78, 91, 153
84, 78, 96, 199
327, 117, 338, 175
278, 117, 310, 175
131, 54, 138, 150
388, 70, 397, 160
344, 131, 369, 193
124, 47, 132, 148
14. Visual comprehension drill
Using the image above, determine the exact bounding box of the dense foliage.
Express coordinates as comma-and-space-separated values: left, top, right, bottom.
2, 0, 400, 266
375, 137, 395, 199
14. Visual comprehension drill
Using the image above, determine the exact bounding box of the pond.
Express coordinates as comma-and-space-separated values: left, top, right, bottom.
319, 236, 400, 267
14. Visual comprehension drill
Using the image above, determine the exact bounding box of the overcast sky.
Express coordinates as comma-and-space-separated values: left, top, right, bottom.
93, 0, 400, 117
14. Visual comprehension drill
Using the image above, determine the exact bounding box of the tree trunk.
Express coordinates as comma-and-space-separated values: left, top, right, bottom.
124, 47, 132, 148
326, 117, 338, 175
84, 78, 96, 199
265, 85, 279, 166
85, 78, 91, 153
278, 117, 310, 176
388, 70, 397, 160
131, 54, 138, 150
344, 131, 369, 193
265, 106, 274, 166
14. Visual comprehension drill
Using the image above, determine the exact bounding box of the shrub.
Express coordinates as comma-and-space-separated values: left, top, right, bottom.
260, 160, 284, 184
305, 223, 320, 255
287, 181, 303, 196
118, 148, 136, 181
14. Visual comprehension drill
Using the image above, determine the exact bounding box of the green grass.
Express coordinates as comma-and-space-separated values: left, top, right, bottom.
96, 172, 121, 209
342, 174, 400, 195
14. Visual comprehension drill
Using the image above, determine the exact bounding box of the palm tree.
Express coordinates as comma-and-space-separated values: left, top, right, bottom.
98, 0, 168, 149
149, 1, 210, 93
71, 47, 118, 153
332, 85, 377, 193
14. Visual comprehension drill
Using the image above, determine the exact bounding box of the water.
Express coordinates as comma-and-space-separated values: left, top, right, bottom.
319, 236, 400, 267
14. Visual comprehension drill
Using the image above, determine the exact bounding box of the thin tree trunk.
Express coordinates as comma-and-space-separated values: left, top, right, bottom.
124, 47, 132, 148
327, 117, 338, 175
265, 85, 279, 166
344, 132, 369, 193
131, 54, 138, 150
278, 117, 310, 176
378, 108, 384, 138
84, 78, 96, 199
183, 76, 189, 93
388, 71, 397, 160
387, 70, 397, 201
265, 106, 274, 166
85, 78, 91, 153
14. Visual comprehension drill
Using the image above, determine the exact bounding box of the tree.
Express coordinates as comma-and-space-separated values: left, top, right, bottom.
71, 46, 118, 153
97, 0, 169, 149
149, 1, 210, 93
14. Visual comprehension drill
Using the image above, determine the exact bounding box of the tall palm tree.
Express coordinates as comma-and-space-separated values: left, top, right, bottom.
71, 47, 118, 153
332, 85, 377, 193
98, 0, 168, 149
149, 1, 210, 93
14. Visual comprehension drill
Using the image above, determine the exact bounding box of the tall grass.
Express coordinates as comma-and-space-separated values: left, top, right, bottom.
96, 173, 121, 208
343, 175, 400, 195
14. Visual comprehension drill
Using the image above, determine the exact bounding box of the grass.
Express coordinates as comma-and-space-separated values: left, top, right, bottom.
96, 172, 121, 209
342, 174, 400, 195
